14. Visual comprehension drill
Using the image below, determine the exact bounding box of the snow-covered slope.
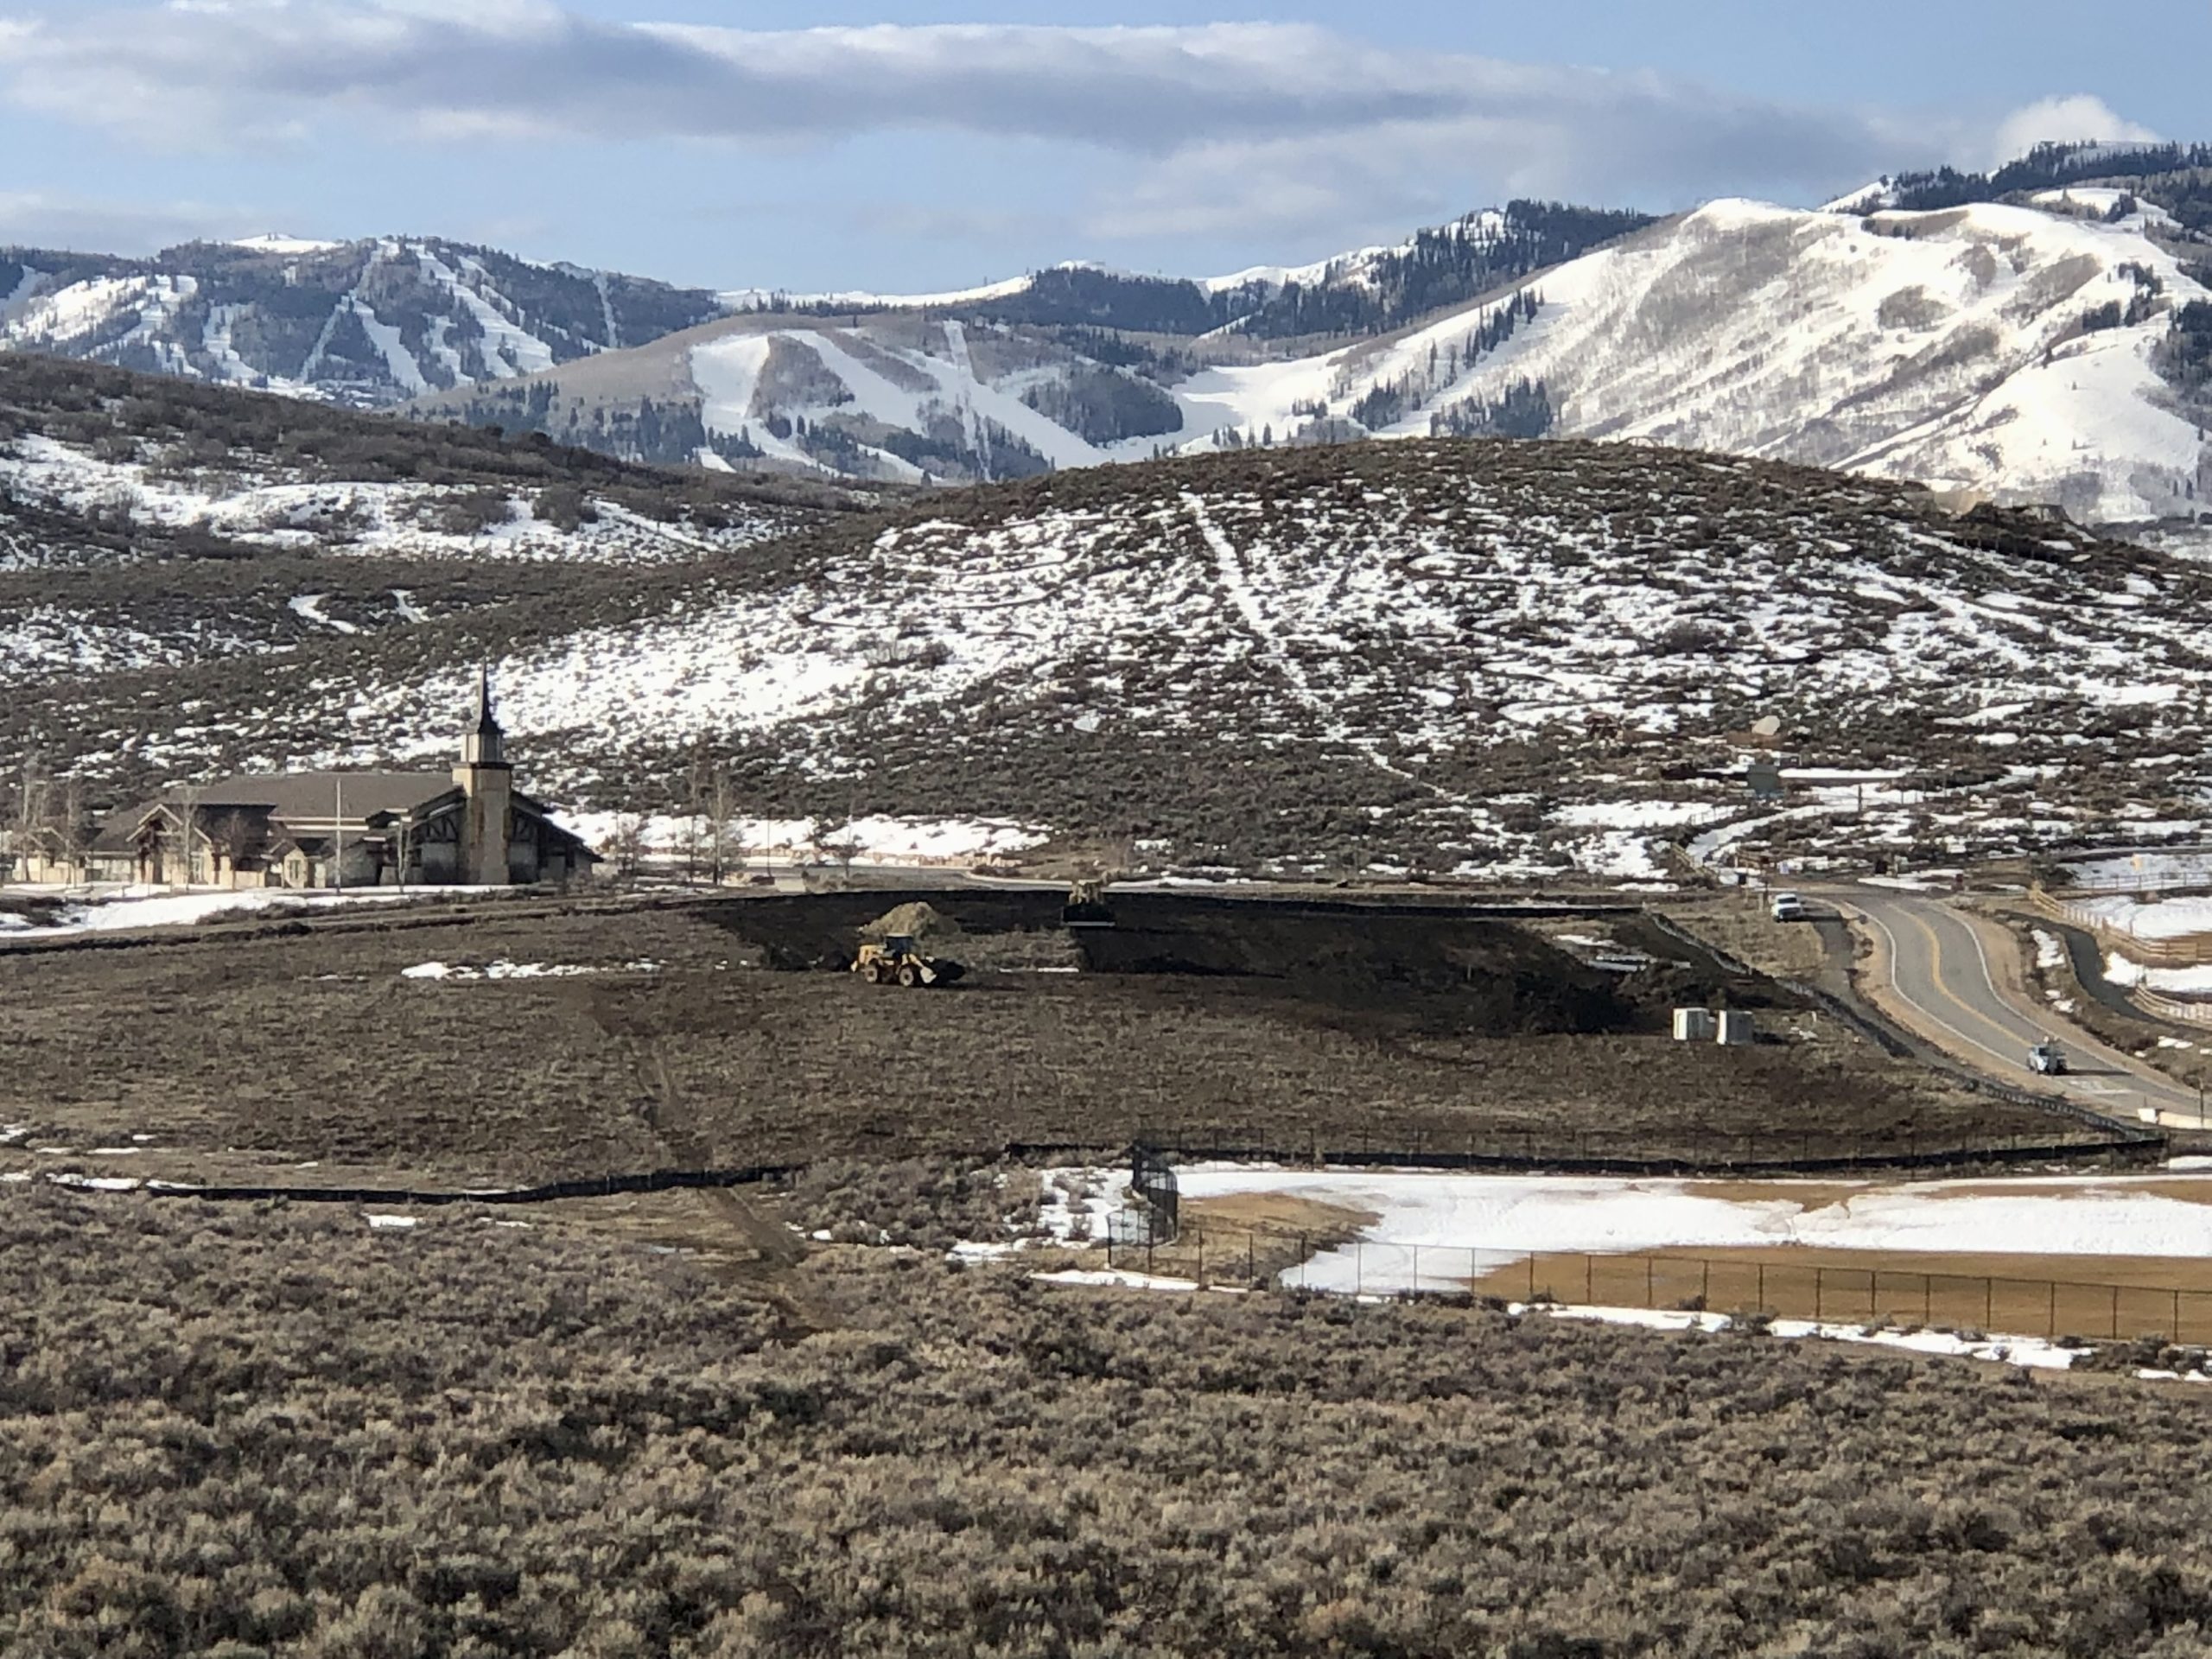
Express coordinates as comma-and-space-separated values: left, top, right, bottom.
428, 195, 2212, 529
12, 188, 2210, 528
22, 440, 2212, 877
0, 353, 857, 735
1371, 198, 2210, 527
0, 237, 726, 414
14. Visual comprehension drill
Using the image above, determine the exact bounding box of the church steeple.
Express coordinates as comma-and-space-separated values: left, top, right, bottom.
454, 669, 514, 885
461, 667, 506, 768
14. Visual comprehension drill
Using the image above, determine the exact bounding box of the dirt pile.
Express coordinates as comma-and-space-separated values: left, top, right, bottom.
861, 902, 964, 942
1073, 898, 1635, 1036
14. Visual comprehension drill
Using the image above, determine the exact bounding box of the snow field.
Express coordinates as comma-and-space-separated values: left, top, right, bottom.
2078, 894, 2212, 941
1156, 1166, 2212, 1295
0, 435, 785, 568
2, 883, 512, 938
681, 195, 2208, 528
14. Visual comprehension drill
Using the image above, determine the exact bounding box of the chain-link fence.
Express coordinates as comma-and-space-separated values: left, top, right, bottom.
1104, 1218, 2212, 1344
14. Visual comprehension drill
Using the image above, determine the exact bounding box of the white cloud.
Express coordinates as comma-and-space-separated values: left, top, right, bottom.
0, 189, 250, 253
0, 7, 2158, 251
1986, 95, 2161, 169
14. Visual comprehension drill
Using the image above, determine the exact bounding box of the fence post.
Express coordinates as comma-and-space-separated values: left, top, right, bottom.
2174, 1288, 2183, 1343
1923, 1276, 1930, 1327
1702, 1259, 1711, 1307
1197, 1229, 1205, 1285
1528, 1252, 1536, 1303
1248, 1230, 1256, 1285
1816, 1267, 1824, 1323
1757, 1262, 1765, 1311
1585, 1255, 1593, 1306
2112, 1284, 2120, 1341
1412, 1244, 1421, 1296
2048, 1281, 2056, 1338
1986, 1277, 1993, 1332
1646, 1255, 1655, 1311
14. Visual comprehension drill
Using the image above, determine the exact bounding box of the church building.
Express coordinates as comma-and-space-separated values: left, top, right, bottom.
49, 674, 598, 890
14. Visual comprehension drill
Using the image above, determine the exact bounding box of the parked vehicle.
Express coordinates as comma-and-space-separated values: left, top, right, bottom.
2027, 1040, 2068, 1077
1770, 892, 1808, 922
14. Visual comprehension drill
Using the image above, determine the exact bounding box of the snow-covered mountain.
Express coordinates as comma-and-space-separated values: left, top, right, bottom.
0, 236, 726, 411
9, 156, 2212, 533
429, 194, 2212, 532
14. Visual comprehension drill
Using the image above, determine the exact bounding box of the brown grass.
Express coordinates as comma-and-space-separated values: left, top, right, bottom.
15, 1189, 2212, 1656
1658, 892, 1833, 982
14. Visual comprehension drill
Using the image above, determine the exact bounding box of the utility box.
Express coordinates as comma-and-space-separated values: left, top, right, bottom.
1673, 1007, 1719, 1042
1715, 1010, 1757, 1047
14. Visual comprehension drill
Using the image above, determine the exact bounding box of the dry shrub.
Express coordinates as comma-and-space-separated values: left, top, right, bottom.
8, 1191, 2212, 1655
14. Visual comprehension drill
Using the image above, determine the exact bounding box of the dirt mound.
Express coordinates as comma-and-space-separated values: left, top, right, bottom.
861, 902, 964, 943
1072, 898, 1635, 1036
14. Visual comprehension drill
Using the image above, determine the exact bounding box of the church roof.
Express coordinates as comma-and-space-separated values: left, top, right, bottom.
163, 772, 459, 822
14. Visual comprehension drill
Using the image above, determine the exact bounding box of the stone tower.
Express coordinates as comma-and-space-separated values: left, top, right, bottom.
454, 668, 512, 885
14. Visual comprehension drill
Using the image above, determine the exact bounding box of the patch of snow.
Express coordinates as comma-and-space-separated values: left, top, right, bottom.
231, 233, 346, 255
1033, 1268, 1204, 1292
2080, 894, 2212, 941
1533, 1302, 2078, 1371
288, 594, 360, 634
8, 885, 488, 939
1158, 1166, 2212, 1292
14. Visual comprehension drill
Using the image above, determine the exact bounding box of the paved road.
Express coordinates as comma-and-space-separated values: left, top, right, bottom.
1842, 887, 2202, 1121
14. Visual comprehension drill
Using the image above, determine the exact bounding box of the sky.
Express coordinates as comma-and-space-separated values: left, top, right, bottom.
0, 0, 2204, 294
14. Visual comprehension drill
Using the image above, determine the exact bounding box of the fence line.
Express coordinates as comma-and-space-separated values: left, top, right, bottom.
1105, 1218, 2212, 1346
1119, 1126, 2160, 1178
70, 1122, 2158, 1213
2032, 884, 2212, 968
2128, 986, 2212, 1030
2030, 886, 2212, 1030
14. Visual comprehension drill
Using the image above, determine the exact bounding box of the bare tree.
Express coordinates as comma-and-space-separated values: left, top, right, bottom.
705, 764, 739, 886
682, 748, 709, 886
164, 785, 201, 887
820, 834, 863, 882
8, 749, 47, 874
203, 811, 258, 887
52, 778, 92, 887
608, 814, 648, 881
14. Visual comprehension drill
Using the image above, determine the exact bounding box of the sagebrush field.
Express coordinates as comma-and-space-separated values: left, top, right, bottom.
6, 1188, 2212, 1657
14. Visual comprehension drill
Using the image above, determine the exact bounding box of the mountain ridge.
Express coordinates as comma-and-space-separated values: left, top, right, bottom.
6, 143, 2212, 529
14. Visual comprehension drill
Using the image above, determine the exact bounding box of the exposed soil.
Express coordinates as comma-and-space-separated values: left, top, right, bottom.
0, 893, 2090, 1189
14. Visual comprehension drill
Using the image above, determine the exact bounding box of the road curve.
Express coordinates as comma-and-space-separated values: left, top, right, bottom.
1842, 888, 2201, 1121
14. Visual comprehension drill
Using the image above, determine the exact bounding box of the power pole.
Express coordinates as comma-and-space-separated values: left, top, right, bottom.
334, 776, 344, 893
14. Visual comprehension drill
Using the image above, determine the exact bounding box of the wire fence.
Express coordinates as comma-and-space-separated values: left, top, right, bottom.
1103, 1219, 2212, 1345
1116, 1123, 2160, 1178
2033, 884, 2212, 966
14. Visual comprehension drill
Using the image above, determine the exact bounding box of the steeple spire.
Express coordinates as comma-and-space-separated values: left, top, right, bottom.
461, 668, 506, 767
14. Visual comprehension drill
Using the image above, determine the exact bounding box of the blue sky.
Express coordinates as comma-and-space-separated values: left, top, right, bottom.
0, 1, 2203, 292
